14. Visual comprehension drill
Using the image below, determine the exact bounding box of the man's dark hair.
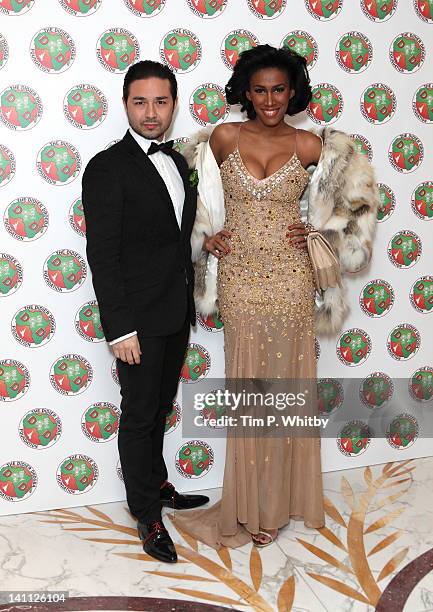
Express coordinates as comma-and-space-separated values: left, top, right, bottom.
123, 60, 178, 102
225, 44, 312, 120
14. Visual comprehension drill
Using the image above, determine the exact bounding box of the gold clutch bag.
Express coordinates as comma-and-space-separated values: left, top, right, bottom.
306, 230, 341, 293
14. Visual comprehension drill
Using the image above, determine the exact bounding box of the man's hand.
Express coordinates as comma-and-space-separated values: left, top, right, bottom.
112, 335, 142, 365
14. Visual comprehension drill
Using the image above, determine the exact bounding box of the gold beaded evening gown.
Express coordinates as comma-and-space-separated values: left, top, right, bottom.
172, 129, 325, 548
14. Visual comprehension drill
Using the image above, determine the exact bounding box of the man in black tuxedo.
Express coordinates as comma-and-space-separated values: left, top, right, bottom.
82, 61, 208, 564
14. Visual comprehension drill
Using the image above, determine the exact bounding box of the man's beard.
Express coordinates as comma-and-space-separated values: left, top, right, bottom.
130, 119, 164, 141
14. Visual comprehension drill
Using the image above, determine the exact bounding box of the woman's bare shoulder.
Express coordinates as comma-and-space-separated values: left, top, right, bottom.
210, 122, 242, 164
296, 129, 323, 165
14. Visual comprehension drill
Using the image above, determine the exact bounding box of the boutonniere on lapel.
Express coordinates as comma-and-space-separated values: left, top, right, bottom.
189, 168, 199, 188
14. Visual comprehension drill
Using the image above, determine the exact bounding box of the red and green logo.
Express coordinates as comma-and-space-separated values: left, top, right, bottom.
337, 329, 372, 367
0, 0, 34, 15
388, 133, 423, 173
176, 440, 214, 478
30, 27, 75, 73
64, 84, 107, 129
190, 83, 229, 127
336, 32, 372, 73
19, 409, 61, 449
69, 196, 86, 236
0, 34, 9, 70
387, 324, 420, 360
50, 354, 93, 396
361, 83, 396, 124
173, 137, 189, 155
0, 253, 22, 297
165, 400, 181, 434
197, 312, 224, 332
414, 0, 433, 22
0, 85, 42, 130
410, 276, 433, 313
360, 372, 394, 409
390, 32, 425, 73
59, 0, 101, 16
377, 183, 396, 222
97, 29, 140, 73
0, 461, 37, 502
350, 134, 373, 162
180, 343, 211, 383
82, 403, 120, 442
360, 279, 394, 317
282, 31, 318, 69
75, 301, 104, 342
387, 414, 418, 449
200, 389, 228, 428
123, 0, 166, 16
0, 359, 30, 401
247, 0, 286, 19
12, 305, 55, 348
413, 83, 433, 123
37, 140, 81, 185
337, 421, 371, 457
409, 366, 433, 402
306, 0, 342, 20
43, 249, 87, 292
186, 0, 227, 18
388, 230, 421, 268
411, 181, 433, 220
307, 83, 343, 125
221, 30, 259, 70
4, 197, 48, 241
0, 145, 15, 187
160, 28, 201, 73
57, 454, 98, 494
317, 378, 344, 416
361, 0, 397, 21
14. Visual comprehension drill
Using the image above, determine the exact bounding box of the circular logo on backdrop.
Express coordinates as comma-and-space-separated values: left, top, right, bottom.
361, 84, 396, 124
81, 403, 120, 442
180, 343, 211, 383
387, 414, 418, 449
12, 305, 55, 348
0, 253, 23, 297
390, 33, 425, 73
75, 301, 104, 342
317, 378, 344, 416
96, 29, 140, 73
377, 183, 396, 222
0, 145, 15, 187
221, 30, 259, 71
360, 279, 394, 317
281, 31, 318, 69
69, 197, 86, 236
37, 141, 81, 185
50, 354, 93, 396
160, 29, 201, 73
176, 440, 214, 478
0, 461, 37, 502
19, 409, 62, 449
247, 0, 286, 19
336, 32, 372, 73
305, 0, 342, 20
410, 276, 433, 313
388, 133, 423, 173
186, 0, 227, 18
337, 329, 372, 367
414, 0, 433, 22
413, 84, 433, 123
0, 85, 42, 131
111, 358, 119, 386
197, 312, 224, 332
190, 84, 229, 127
387, 324, 421, 360
57, 454, 98, 494
4, 197, 48, 242
0, 0, 35, 15
59, 0, 102, 16
0, 34, 9, 70
64, 85, 107, 129
411, 182, 433, 220
173, 137, 189, 155
350, 134, 373, 162
123, 0, 166, 16
30, 28, 75, 73
360, 372, 394, 409
0, 359, 30, 401
409, 366, 433, 402
165, 400, 181, 434
337, 421, 372, 457
307, 84, 343, 124
43, 249, 87, 292
387, 230, 421, 268
361, 0, 397, 21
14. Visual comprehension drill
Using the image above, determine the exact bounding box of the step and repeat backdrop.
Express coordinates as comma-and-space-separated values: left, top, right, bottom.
0, 0, 432, 515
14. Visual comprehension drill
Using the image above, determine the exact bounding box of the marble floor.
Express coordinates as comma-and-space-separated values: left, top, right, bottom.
0, 456, 433, 612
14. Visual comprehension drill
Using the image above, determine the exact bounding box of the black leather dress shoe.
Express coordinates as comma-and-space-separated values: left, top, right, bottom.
160, 480, 209, 509
137, 519, 177, 563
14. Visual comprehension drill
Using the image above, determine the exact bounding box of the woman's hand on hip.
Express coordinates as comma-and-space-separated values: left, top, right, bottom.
287, 222, 309, 250
203, 230, 232, 258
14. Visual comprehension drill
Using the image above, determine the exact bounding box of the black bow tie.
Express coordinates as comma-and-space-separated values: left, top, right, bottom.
147, 140, 174, 156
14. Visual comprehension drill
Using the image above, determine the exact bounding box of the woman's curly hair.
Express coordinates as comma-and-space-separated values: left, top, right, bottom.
225, 44, 312, 120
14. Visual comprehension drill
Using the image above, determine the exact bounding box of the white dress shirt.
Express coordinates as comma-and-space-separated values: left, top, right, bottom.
109, 128, 185, 346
